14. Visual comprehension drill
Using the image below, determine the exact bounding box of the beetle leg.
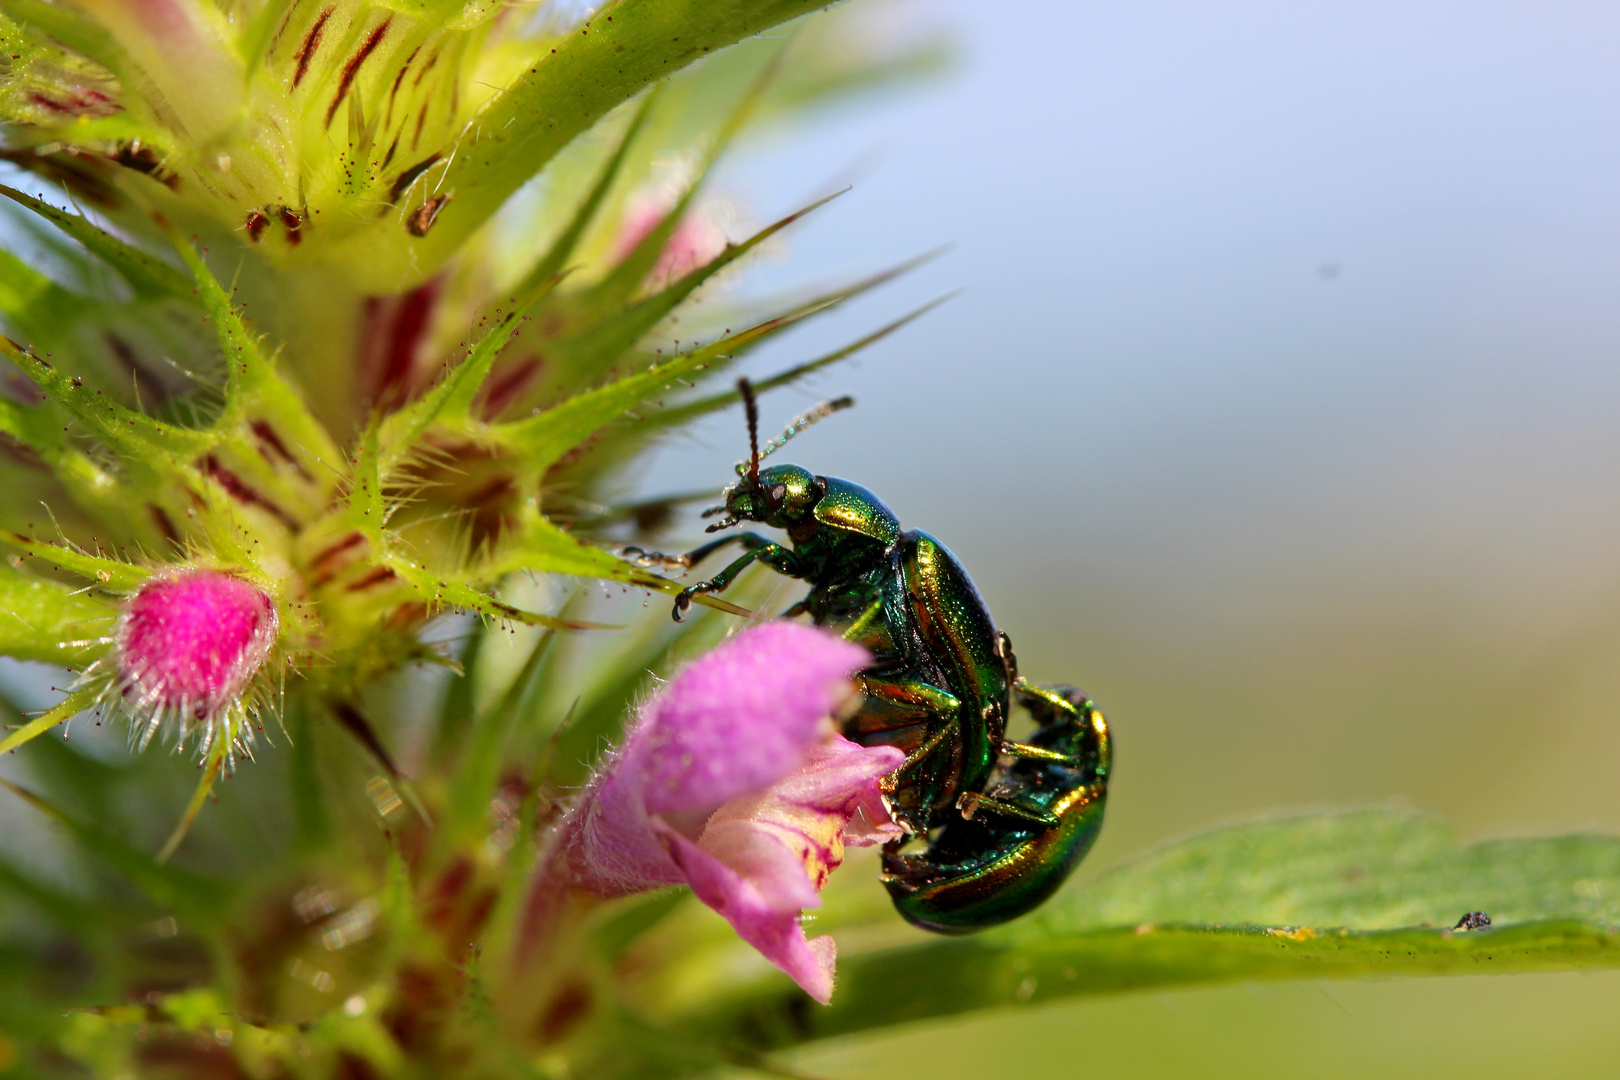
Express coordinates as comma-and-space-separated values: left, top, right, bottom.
1011, 677, 1111, 779
1013, 678, 1086, 728
625, 531, 775, 571
846, 675, 965, 817
856, 675, 961, 718
955, 790, 1060, 828
998, 740, 1081, 766
678, 531, 778, 568
994, 630, 1020, 683
672, 541, 802, 621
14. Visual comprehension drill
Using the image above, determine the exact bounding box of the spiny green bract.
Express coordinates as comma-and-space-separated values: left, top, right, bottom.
0, 0, 937, 728
0, 0, 943, 1073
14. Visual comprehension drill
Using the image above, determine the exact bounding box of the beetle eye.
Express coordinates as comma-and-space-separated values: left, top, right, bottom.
770, 484, 787, 505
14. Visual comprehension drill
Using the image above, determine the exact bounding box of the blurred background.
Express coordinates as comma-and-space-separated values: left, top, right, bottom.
637, 1, 1620, 1075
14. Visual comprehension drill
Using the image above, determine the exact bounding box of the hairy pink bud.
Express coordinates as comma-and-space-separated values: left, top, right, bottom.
116, 570, 278, 736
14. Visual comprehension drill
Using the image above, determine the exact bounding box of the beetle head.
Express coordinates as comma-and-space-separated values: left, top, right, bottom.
701, 378, 852, 534
718, 464, 819, 529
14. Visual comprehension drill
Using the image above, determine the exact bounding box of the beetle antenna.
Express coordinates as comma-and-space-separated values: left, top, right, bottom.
757, 396, 855, 461
738, 377, 761, 486
704, 515, 741, 533
699, 504, 728, 519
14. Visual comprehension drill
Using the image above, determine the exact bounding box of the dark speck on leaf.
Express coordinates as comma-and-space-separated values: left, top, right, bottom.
1454, 911, 1491, 931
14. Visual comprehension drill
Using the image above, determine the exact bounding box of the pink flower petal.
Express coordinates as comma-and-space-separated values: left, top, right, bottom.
562, 623, 869, 895
658, 824, 839, 1004
657, 734, 905, 1002
633, 623, 868, 817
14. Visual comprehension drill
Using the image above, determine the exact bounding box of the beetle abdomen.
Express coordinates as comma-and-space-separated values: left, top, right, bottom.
901, 531, 1009, 805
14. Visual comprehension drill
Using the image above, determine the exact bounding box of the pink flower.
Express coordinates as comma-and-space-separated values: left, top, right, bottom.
555, 622, 904, 1003
116, 569, 278, 749
613, 196, 729, 288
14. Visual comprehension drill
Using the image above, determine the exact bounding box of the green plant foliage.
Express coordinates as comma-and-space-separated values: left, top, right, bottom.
1, 0, 1611, 1076
654, 809, 1620, 1056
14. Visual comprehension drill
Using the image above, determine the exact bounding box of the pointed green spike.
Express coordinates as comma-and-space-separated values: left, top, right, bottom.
440, 621, 562, 846
155, 733, 228, 864
0, 686, 100, 760
513, 88, 663, 299
623, 294, 954, 440
0, 775, 230, 916
376, 271, 570, 473
548, 189, 848, 394
0, 247, 90, 342
482, 508, 751, 617
165, 229, 343, 470
346, 424, 386, 542
592, 44, 789, 307
0, 332, 210, 460
495, 303, 837, 475
546, 253, 948, 460
662, 244, 946, 349
2, 531, 149, 592
383, 557, 614, 632
0, 390, 117, 500
0, 849, 96, 929
2, 0, 128, 84
0, 186, 192, 300
337, 0, 835, 289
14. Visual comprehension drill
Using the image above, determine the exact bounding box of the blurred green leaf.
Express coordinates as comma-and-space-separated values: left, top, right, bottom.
0, 186, 192, 301
662, 808, 1620, 1054
0, 777, 231, 923
0, 564, 114, 664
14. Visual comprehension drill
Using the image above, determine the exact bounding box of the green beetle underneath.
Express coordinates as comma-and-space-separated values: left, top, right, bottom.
635, 380, 1110, 933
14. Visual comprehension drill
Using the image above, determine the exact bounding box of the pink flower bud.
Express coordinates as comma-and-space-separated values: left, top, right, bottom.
116, 570, 278, 743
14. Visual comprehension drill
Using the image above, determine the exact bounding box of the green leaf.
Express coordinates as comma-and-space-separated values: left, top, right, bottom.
0, 777, 231, 922
511, 88, 662, 299
327, 0, 838, 289
0, 186, 192, 301
0, 563, 115, 665
663, 808, 1620, 1053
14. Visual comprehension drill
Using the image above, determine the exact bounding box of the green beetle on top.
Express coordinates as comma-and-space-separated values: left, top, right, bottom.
642, 379, 1111, 933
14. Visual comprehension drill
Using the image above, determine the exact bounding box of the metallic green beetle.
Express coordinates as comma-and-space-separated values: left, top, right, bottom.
642, 380, 1111, 933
